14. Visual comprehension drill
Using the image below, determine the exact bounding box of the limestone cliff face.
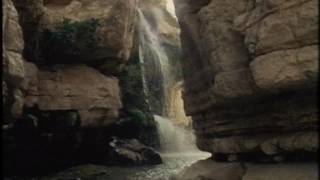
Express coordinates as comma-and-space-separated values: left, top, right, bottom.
23, 63, 122, 127
40, 0, 137, 63
3, 0, 25, 123
173, 0, 318, 179
6, 0, 139, 126
3, 0, 144, 175
13, 0, 138, 64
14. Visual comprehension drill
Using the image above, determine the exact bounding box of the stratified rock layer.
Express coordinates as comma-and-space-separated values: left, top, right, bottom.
175, 0, 318, 155
24, 63, 122, 127
5, 0, 139, 127
174, 0, 318, 179
13, 0, 138, 64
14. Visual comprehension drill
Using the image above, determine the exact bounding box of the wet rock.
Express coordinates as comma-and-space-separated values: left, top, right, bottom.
170, 159, 245, 180
108, 137, 162, 166
172, 159, 318, 180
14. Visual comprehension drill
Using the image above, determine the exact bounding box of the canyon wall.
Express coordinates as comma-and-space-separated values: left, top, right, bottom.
3, 0, 25, 124
173, 0, 318, 179
6, 0, 139, 127
3, 0, 162, 176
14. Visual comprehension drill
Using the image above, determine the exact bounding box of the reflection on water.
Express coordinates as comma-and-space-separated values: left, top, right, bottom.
126, 153, 211, 180
45, 152, 210, 180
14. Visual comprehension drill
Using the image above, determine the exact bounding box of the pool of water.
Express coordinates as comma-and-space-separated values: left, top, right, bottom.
43, 152, 211, 180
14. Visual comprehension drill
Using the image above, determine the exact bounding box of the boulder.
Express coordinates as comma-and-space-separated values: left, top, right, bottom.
174, 0, 318, 158
12, 0, 138, 74
108, 137, 162, 165
24, 64, 122, 127
250, 45, 318, 92
235, 0, 319, 56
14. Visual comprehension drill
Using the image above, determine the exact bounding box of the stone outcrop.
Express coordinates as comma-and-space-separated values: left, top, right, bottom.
3, 0, 26, 122
13, 0, 138, 70
41, 0, 137, 62
108, 137, 162, 165
3, 0, 161, 176
6, 0, 140, 129
173, 0, 318, 179
23, 63, 122, 127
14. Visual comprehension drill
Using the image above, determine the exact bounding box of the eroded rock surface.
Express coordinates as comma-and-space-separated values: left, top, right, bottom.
3, 0, 26, 122
13, 0, 138, 67
174, 0, 318, 155
24, 63, 122, 127
3, 0, 155, 176
108, 137, 162, 165
174, 0, 318, 179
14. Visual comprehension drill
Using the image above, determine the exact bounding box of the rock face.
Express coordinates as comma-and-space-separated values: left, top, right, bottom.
13, 0, 138, 65
24, 64, 122, 127
3, 0, 25, 122
6, 0, 139, 128
3, 0, 161, 176
41, 0, 137, 62
173, 0, 318, 179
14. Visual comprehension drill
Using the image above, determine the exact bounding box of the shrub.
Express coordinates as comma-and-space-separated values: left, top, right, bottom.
127, 109, 148, 127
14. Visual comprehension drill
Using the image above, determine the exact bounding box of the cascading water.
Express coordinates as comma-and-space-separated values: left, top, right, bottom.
138, 8, 171, 116
138, 7, 208, 156
154, 115, 198, 153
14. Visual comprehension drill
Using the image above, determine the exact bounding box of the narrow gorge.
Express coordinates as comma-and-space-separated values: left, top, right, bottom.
2, 0, 319, 179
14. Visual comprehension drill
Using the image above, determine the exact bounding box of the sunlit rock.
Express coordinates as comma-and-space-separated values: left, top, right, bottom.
24, 64, 122, 127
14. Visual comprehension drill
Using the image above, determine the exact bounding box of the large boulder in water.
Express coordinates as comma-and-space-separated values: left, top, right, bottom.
108, 137, 162, 165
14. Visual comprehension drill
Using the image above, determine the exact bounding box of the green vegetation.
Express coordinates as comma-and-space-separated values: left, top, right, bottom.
122, 64, 143, 95
127, 109, 148, 127
40, 18, 101, 63
119, 52, 147, 110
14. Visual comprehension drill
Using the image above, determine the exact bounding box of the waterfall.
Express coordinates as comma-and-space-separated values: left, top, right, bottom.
154, 115, 198, 153
138, 8, 205, 154
138, 8, 171, 116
